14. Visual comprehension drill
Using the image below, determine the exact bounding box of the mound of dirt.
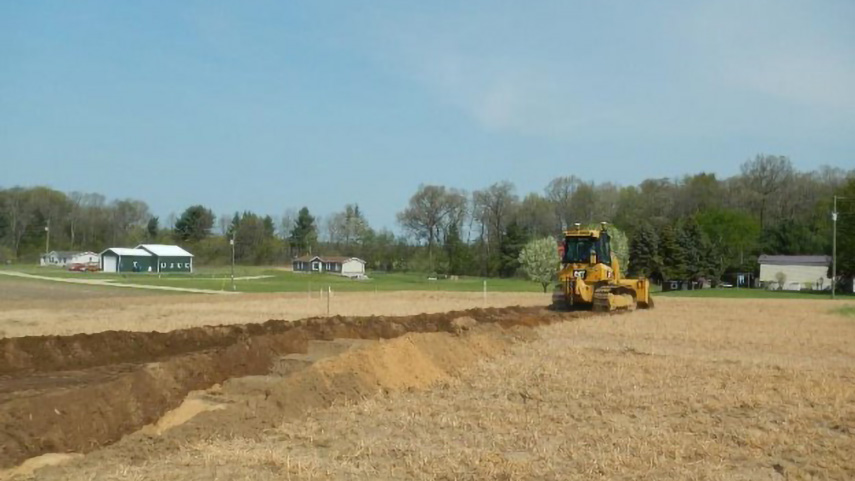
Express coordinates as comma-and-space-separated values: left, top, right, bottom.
0, 306, 584, 469
29, 324, 528, 480
0, 306, 543, 376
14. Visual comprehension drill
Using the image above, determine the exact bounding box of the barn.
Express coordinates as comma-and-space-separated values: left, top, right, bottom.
100, 244, 194, 273
100, 248, 154, 273
758, 255, 831, 291
136, 244, 194, 273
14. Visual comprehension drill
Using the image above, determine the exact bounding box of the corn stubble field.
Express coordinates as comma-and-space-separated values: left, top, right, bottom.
2, 283, 854, 480
0, 276, 547, 337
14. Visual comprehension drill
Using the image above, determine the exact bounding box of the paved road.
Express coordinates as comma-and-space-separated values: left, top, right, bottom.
0, 271, 239, 295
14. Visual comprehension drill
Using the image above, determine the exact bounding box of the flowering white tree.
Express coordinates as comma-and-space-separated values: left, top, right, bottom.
518, 237, 559, 292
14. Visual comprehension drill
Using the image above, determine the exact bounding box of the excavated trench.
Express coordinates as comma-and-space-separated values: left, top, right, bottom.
0, 306, 590, 469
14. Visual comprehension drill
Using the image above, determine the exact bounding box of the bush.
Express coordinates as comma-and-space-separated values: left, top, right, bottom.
0, 246, 14, 264
775, 272, 786, 291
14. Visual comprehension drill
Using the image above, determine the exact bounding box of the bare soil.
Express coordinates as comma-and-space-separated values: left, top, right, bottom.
0, 305, 577, 470
3, 297, 855, 480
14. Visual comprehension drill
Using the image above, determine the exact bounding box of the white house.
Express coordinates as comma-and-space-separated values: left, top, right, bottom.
70, 252, 99, 265
758, 255, 831, 291
40, 251, 97, 267
292, 255, 367, 278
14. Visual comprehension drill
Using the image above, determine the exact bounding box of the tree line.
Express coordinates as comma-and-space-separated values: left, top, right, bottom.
2, 154, 853, 284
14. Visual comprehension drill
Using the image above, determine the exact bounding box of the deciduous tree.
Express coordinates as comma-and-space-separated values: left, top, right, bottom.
740, 154, 794, 229
834, 178, 855, 285
519, 237, 559, 292
397, 185, 466, 269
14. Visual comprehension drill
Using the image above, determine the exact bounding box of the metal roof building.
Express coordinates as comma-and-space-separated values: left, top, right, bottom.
136, 244, 194, 273
100, 248, 153, 273
100, 244, 194, 273
758, 255, 830, 291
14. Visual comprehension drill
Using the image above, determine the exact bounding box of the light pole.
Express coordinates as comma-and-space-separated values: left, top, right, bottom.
832, 195, 848, 300
230, 237, 235, 291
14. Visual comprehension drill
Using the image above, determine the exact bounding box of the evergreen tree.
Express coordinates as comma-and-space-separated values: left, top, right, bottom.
444, 223, 468, 275
499, 221, 528, 277
263, 215, 276, 238
228, 212, 240, 238
679, 218, 713, 279
659, 225, 687, 281
173, 205, 214, 242
289, 207, 317, 255
146, 216, 159, 241
628, 223, 659, 278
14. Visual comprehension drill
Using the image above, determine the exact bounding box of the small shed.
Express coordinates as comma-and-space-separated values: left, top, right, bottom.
100, 248, 153, 273
136, 244, 194, 273
758, 255, 830, 290
661, 279, 705, 292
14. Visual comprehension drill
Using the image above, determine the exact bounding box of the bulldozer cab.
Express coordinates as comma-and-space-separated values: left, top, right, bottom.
562, 229, 611, 267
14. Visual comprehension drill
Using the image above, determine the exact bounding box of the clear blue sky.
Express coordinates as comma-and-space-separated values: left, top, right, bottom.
2, 1, 853, 231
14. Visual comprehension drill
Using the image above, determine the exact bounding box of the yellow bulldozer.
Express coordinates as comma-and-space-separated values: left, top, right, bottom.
552, 222, 653, 311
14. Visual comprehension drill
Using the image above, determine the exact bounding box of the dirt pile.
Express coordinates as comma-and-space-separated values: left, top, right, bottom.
0, 306, 584, 469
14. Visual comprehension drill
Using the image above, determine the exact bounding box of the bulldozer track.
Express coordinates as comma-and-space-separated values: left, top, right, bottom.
0, 306, 591, 468
592, 286, 637, 312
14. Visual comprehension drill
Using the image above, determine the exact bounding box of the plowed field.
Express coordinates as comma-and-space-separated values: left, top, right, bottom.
0, 305, 577, 472
0, 287, 547, 337
2, 297, 854, 480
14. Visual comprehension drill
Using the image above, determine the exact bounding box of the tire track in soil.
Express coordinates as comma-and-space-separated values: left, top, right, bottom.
0, 306, 589, 469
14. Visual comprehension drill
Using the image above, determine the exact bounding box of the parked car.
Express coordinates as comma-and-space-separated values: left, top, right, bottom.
718, 282, 734, 288
68, 262, 100, 272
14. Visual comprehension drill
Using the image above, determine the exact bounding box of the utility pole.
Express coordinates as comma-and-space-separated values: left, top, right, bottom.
230, 236, 235, 291
832, 195, 847, 299
44, 220, 50, 255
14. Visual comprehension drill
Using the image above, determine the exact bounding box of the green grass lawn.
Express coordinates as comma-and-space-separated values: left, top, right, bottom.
6, 263, 850, 298
656, 287, 851, 300
1, 264, 544, 293
0, 264, 273, 279
108, 270, 544, 293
